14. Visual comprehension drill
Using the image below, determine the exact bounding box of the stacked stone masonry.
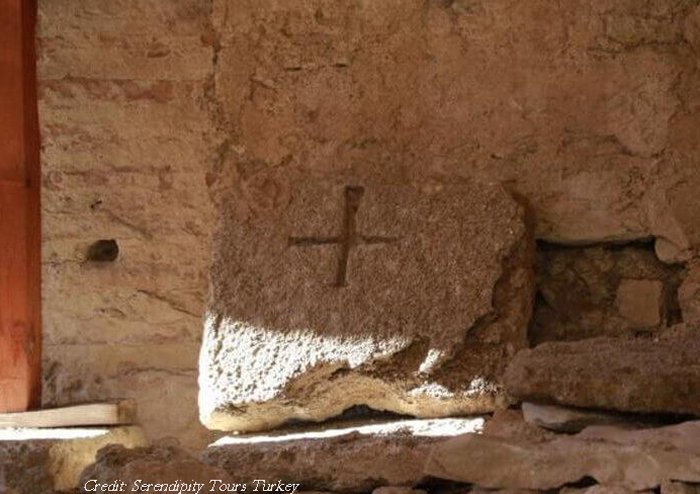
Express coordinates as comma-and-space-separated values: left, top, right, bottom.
37, 0, 700, 448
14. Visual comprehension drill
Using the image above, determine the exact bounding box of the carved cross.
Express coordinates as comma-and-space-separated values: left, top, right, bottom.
289, 186, 399, 287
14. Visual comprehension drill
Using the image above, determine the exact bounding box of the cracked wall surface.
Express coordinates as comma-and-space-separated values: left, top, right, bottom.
37, 0, 700, 444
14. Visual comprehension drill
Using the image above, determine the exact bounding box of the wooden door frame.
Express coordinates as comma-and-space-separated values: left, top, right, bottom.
0, 0, 41, 412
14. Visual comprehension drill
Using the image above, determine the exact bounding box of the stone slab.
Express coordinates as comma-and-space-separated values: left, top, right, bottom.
80, 442, 235, 494
201, 418, 484, 493
504, 333, 700, 416
425, 419, 700, 491
0, 426, 146, 493
200, 179, 533, 431
521, 402, 649, 434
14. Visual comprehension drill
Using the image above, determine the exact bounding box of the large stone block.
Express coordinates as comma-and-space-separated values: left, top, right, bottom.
199, 178, 533, 431
504, 331, 700, 416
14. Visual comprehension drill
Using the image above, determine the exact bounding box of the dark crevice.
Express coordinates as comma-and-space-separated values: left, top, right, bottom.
536, 237, 658, 253
279, 405, 413, 431
531, 237, 687, 346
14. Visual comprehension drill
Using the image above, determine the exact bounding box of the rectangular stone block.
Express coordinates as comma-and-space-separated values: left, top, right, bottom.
199, 178, 533, 431
504, 331, 700, 416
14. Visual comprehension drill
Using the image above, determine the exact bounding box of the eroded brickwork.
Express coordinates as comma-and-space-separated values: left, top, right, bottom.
38, 0, 219, 448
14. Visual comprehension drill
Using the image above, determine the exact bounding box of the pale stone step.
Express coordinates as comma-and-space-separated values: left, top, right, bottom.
0, 426, 146, 493
201, 417, 485, 493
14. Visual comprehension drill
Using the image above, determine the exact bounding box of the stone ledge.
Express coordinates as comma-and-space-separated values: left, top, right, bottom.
0, 426, 146, 494
200, 418, 485, 493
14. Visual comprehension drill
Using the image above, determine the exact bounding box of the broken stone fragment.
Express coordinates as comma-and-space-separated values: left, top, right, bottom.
504, 333, 700, 416
80, 442, 235, 494
200, 178, 533, 431
615, 279, 663, 328
482, 409, 557, 444
425, 420, 700, 491
521, 402, 644, 434
0, 426, 146, 493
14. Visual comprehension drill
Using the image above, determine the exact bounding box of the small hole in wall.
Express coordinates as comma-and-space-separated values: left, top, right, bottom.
86, 239, 119, 262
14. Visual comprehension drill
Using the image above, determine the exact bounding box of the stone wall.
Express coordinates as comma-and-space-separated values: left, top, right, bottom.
208, 0, 700, 263
37, 0, 700, 445
532, 242, 685, 345
37, 0, 219, 449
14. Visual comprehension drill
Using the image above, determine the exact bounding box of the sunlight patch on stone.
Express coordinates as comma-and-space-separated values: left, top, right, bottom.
210, 417, 484, 446
0, 428, 111, 441
199, 312, 411, 416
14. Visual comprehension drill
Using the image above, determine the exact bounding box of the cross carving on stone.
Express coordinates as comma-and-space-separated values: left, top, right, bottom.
289, 186, 399, 287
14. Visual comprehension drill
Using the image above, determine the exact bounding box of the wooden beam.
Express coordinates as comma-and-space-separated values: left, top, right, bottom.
0, 401, 136, 428
0, 0, 42, 413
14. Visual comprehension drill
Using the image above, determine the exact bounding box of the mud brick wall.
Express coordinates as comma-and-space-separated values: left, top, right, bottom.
37, 0, 219, 448
37, 0, 700, 445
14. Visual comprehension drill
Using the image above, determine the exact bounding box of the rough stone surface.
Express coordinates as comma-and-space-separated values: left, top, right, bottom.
209, 0, 700, 261
679, 262, 700, 325
505, 333, 700, 415
201, 418, 484, 492
37, 0, 218, 449
79, 443, 234, 494
521, 402, 645, 434
372, 488, 427, 494
663, 482, 700, 494
37, 0, 700, 444
562, 487, 652, 494
0, 427, 146, 494
615, 279, 664, 328
482, 409, 557, 444
532, 244, 683, 344
200, 180, 533, 431
471, 489, 539, 494
425, 420, 700, 491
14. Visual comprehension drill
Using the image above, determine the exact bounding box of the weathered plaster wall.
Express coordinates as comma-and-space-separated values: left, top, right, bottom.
36, 0, 700, 444
209, 0, 700, 264
37, 0, 218, 448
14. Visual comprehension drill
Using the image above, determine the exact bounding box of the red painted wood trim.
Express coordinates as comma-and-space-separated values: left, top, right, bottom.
0, 0, 42, 412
